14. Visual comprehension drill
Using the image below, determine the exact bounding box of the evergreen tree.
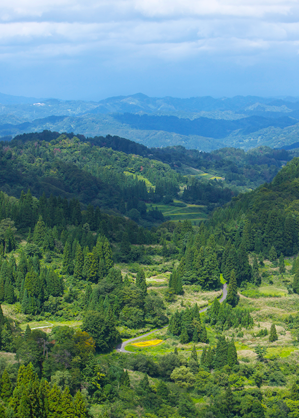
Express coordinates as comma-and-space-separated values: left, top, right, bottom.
200, 325, 208, 343
59, 386, 76, 417
33, 216, 47, 246
73, 391, 89, 417
156, 380, 169, 401
269, 324, 278, 342
176, 275, 184, 295
103, 239, 113, 271
73, 244, 84, 281
48, 384, 61, 417
294, 271, 299, 294
139, 374, 151, 394
214, 336, 228, 369
24, 325, 32, 341
136, 268, 147, 295
180, 327, 189, 344
120, 371, 131, 388
191, 345, 198, 362
269, 246, 277, 262
1, 369, 12, 401
62, 241, 73, 275
253, 254, 261, 286
227, 341, 238, 367
279, 253, 285, 274
192, 328, 199, 343
227, 270, 238, 307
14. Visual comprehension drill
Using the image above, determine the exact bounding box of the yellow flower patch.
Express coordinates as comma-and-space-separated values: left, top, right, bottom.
132, 339, 163, 347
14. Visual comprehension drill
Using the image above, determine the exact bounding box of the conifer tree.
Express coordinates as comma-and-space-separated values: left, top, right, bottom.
73, 390, 89, 417
176, 275, 184, 295
156, 380, 169, 400
19, 392, 31, 418
269, 324, 278, 342
120, 232, 131, 261
200, 325, 208, 344
279, 253, 285, 274
139, 373, 151, 394
180, 327, 189, 344
39, 379, 50, 418
192, 328, 199, 343
24, 325, 32, 341
205, 347, 214, 369
62, 241, 73, 275
191, 345, 198, 362
214, 336, 228, 369
33, 216, 46, 246
136, 268, 147, 295
24, 271, 39, 298
200, 347, 207, 366
59, 386, 76, 417
103, 239, 113, 271
1, 369, 12, 401
227, 341, 238, 367
253, 254, 261, 286
227, 270, 238, 307
84, 253, 98, 283
4, 278, 15, 304
48, 384, 61, 417
120, 371, 131, 388
293, 271, 299, 294
269, 246, 277, 262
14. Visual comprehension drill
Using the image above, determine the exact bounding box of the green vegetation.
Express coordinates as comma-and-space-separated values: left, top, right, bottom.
0, 132, 299, 417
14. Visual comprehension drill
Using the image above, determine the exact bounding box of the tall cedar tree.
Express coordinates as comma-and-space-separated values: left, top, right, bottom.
62, 241, 73, 275
269, 324, 278, 342
136, 268, 147, 295
227, 341, 238, 367
227, 269, 238, 307
279, 253, 285, 274
74, 244, 84, 280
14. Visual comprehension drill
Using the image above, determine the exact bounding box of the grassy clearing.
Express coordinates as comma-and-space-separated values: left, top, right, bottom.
146, 200, 208, 224
20, 320, 82, 331
165, 286, 220, 314
265, 347, 298, 358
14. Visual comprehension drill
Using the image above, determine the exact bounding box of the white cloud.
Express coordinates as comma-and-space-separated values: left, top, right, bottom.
1, 0, 299, 81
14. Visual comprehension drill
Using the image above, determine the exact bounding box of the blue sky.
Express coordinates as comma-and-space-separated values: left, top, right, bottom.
1, 0, 299, 100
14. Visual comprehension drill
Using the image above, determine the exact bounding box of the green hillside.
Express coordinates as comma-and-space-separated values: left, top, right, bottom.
0, 132, 299, 417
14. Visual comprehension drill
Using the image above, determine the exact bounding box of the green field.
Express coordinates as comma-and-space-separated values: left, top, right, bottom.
147, 200, 208, 224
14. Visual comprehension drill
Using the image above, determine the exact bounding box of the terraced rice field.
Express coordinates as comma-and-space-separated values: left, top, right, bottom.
147, 201, 208, 224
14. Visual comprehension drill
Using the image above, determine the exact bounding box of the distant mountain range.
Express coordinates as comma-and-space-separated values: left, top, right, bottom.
1, 92, 299, 151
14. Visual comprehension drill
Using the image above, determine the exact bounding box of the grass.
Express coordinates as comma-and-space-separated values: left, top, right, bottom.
265, 347, 298, 358
20, 319, 82, 331
146, 200, 208, 224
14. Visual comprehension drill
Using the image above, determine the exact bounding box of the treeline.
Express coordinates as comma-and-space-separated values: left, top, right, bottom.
168, 304, 208, 344
0, 134, 168, 226
208, 156, 299, 258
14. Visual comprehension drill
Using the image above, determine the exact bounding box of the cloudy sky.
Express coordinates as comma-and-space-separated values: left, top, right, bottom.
1, 0, 299, 100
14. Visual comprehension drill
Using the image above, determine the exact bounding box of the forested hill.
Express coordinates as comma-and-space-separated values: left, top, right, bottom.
206, 156, 299, 257
10, 130, 292, 190
2, 130, 299, 416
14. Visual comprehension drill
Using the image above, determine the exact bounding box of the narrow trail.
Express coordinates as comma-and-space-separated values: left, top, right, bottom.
116, 283, 227, 354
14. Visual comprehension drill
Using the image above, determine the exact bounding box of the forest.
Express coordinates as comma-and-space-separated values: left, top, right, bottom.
0, 132, 299, 417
